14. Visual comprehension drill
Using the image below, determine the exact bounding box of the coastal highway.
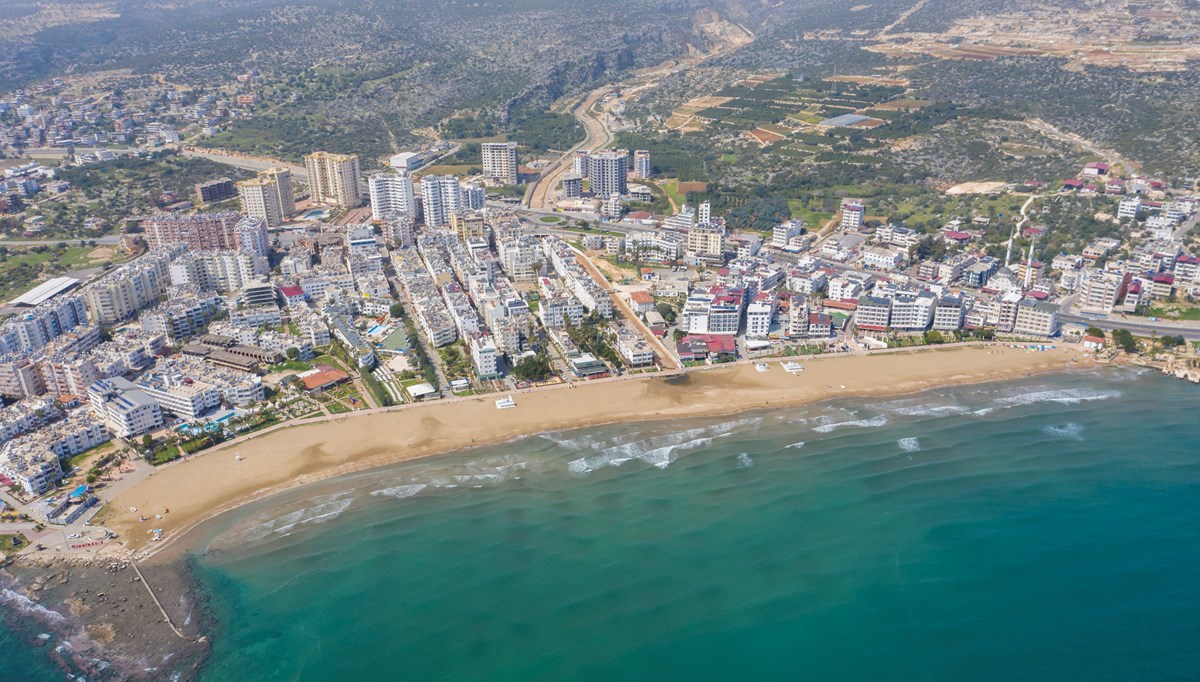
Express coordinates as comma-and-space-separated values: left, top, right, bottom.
524, 86, 615, 210
1059, 309, 1200, 341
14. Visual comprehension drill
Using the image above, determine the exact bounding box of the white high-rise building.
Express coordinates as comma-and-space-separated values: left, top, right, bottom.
237, 167, 294, 227
304, 151, 362, 208
573, 150, 590, 177
841, 200, 866, 230
587, 151, 628, 198
233, 217, 270, 273
698, 201, 711, 225
368, 170, 416, 221
481, 142, 519, 185
634, 150, 651, 179
421, 175, 463, 228
561, 174, 583, 199
460, 181, 486, 210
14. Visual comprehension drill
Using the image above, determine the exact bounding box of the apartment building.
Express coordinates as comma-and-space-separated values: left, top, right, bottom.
854, 295, 891, 331
561, 174, 583, 199
840, 200, 866, 230
142, 211, 241, 251
745, 293, 775, 338
83, 250, 177, 324
686, 223, 726, 263
237, 172, 292, 227
633, 150, 651, 179
368, 170, 416, 221
421, 175, 463, 228
931, 297, 965, 331
87, 377, 164, 438
169, 250, 264, 292
0, 294, 88, 354
587, 151, 628, 198
889, 292, 935, 330
304, 151, 362, 208
481, 142, 519, 185
451, 211, 487, 243
771, 220, 804, 248
140, 294, 223, 343
1077, 269, 1132, 313
195, 177, 237, 204
1013, 298, 1060, 337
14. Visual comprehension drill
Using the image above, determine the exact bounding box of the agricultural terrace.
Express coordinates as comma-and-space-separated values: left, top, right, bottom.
669, 75, 944, 164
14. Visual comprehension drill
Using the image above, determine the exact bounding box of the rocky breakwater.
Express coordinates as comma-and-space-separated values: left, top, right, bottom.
1, 554, 211, 680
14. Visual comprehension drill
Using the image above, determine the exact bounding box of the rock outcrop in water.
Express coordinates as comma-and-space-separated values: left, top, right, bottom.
1, 555, 211, 680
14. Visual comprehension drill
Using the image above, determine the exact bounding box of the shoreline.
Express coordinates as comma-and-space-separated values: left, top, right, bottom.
87, 345, 1096, 563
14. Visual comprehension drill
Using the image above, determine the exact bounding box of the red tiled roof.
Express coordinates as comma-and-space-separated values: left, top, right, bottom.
301, 368, 350, 391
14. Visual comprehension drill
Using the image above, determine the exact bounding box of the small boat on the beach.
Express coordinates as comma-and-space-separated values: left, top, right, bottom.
755, 362, 769, 372
780, 361, 804, 374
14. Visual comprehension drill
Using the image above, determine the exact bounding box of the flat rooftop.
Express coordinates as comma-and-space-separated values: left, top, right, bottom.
10, 276, 81, 307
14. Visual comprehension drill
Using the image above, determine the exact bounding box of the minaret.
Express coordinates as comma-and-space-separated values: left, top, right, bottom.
1004, 222, 1018, 269
1024, 235, 1038, 290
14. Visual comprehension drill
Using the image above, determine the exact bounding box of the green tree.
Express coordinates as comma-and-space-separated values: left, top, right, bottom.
511, 354, 552, 382
285, 347, 300, 360
1111, 328, 1138, 353
141, 434, 154, 452
389, 303, 404, 319
1085, 326, 1106, 339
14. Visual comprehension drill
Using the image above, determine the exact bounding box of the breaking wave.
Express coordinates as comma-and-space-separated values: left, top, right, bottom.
0, 588, 66, 623
370, 484, 428, 499
996, 388, 1120, 408
736, 453, 754, 469
898, 437, 921, 452
240, 493, 354, 542
567, 417, 762, 474
812, 415, 889, 433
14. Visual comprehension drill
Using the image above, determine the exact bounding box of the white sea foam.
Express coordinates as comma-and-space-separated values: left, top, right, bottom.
786, 441, 806, 450
898, 437, 921, 452
370, 484, 428, 499
812, 415, 889, 433
0, 588, 66, 623
1042, 422, 1085, 440
995, 388, 1120, 408
566, 419, 753, 474
736, 453, 754, 468
240, 493, 353, 541
879, 399, 970, 417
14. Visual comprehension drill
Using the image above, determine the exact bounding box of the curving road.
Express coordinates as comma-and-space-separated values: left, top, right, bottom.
524, 88, 615, 210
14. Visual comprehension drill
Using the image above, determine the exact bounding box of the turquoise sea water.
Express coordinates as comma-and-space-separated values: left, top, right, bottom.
187, 369, 1200, 681
7, 368, 1200, 680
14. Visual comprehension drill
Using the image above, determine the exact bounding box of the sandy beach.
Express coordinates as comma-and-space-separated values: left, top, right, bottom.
96, 344, 1092, 557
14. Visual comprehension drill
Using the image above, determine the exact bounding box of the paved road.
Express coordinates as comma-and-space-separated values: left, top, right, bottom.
1059, 311, 1200, 340
567, 244, 679, 370
524, 87, 615, 210
0, 235, 122, 246
179, 147, 308, 181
